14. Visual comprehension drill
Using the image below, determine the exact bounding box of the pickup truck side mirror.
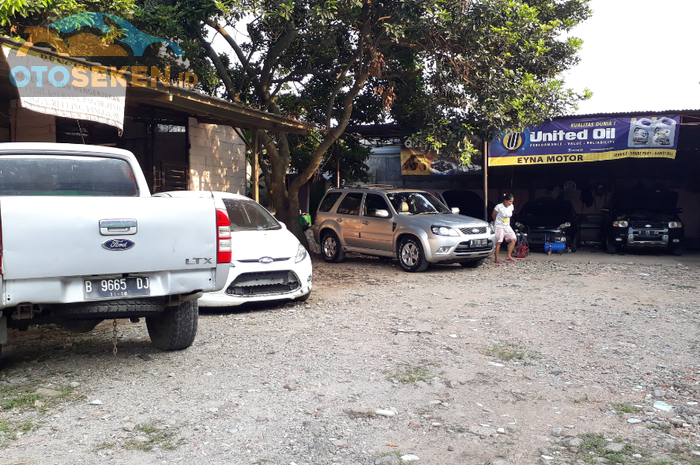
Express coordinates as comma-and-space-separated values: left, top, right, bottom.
374, 209, 390, 218
451, 207, 460, 214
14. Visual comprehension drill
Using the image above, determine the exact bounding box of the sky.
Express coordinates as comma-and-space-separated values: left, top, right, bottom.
563, 0, 700, 115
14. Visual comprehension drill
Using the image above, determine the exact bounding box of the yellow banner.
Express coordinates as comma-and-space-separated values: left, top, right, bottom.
488, 148, 677, 167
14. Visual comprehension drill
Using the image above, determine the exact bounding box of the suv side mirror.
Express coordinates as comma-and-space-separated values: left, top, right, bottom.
374, 209, 390, 218
451, 207, 460, 214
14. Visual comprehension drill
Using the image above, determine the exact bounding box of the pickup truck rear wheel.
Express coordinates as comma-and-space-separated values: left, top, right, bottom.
146, 300, 198, 351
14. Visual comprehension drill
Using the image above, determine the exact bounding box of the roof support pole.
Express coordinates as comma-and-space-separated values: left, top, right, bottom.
483, 140, 489, 222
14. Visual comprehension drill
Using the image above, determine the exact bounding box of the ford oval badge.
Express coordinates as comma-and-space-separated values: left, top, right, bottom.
259, 257, 274, 264
102, 239, 135, 251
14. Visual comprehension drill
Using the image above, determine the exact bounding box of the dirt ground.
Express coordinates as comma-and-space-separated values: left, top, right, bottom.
1, 246, 700, 465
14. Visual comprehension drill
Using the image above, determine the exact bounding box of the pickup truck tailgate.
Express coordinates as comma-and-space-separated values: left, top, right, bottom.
1, 196, 218, 280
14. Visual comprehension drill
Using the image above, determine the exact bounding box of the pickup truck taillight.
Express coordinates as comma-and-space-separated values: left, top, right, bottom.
216, 208, 232, 263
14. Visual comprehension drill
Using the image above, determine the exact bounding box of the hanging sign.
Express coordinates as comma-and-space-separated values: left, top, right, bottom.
488, 115, 681, 167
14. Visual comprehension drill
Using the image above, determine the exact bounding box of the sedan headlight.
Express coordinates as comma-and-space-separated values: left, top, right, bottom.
295, 243, 308, 263
613, 220, 628, 228
557, 222, 571, 229
431, 226, 459, 237
668, 221, 683, 229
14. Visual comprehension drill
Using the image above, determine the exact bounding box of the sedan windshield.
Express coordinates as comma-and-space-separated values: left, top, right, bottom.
223, 198, 281, 231
387, 192, 450, 215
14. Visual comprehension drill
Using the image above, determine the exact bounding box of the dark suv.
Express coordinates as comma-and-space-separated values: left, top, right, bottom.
313, 186, 496, 272
603, 188, 684, 255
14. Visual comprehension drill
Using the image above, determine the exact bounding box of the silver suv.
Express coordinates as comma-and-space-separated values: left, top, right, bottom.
313, 185, 496, 272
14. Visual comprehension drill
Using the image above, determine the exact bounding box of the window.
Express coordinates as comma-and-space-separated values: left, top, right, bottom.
363, 193, 391, 217
336, 193, 363, 215
386, 192, 450, 215
0, 155, 138, 196
223, 199, 281, 231
318, 192, 342, 212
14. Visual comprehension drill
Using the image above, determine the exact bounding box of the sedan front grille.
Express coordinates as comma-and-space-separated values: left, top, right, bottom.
226, 271, 300, 296
459, 227, 487, 235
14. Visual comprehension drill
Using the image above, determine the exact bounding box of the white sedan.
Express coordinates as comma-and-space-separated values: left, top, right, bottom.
157, 191, 312, 307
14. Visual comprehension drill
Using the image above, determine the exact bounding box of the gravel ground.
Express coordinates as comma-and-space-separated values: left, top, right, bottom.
1, 247, 700, 465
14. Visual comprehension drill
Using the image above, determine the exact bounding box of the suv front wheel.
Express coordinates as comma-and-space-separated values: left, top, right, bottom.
398, 237, 429, 272
321, 231, 345, 263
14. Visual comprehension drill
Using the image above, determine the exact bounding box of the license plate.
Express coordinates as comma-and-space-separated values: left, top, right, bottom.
470, 239, 488, 247
84, 277, 151, 299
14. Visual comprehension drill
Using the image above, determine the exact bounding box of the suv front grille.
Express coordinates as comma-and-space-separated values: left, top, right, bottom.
459, 227, 487, 235
226, 271, 300, 296
630, 221, 664, 229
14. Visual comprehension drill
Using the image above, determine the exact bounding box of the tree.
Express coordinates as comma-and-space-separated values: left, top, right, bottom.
133, 0, 591, 245
0, 0, 135, 35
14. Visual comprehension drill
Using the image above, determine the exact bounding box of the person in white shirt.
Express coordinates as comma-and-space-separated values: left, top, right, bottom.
492, 193, 517, 264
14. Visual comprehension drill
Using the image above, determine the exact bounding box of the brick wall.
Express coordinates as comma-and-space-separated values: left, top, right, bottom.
188, 117, 247, 194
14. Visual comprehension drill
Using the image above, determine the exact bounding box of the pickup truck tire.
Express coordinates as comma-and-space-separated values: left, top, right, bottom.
146, 300, 198, 351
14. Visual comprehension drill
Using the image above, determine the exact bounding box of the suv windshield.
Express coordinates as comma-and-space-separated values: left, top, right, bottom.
387, 192, 450, 215
223, 198, 281, 231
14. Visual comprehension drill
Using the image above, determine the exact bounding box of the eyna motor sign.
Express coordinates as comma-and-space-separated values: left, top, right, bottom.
488, 115, 680, 167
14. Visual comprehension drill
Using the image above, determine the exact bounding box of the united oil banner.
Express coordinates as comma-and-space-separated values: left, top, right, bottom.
400, 142, 482, 175
488, 115, 681, 167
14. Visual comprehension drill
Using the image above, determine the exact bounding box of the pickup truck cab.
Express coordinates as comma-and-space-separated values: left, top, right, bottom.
0, 143, 232, 359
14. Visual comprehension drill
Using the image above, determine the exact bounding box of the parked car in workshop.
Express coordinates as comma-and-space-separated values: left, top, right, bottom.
602, 188, 684, 256
157, 191, 313, 306
437, 189, 495, 222
313, 185, 496, 272
516, 197, 580, 252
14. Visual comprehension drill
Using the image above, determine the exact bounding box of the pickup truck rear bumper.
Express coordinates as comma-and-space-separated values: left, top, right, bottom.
1, 267, 225, 308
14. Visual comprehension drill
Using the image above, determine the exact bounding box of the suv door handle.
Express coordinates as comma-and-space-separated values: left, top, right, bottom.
336, 218, 343, 223
362, 220, 370, 225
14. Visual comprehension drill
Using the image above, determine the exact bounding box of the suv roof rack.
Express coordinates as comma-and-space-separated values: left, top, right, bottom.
345, 184, 398, 190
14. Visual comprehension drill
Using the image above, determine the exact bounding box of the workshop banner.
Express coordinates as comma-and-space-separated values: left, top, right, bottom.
488, 115, 681, 167
400, 141, 482, 176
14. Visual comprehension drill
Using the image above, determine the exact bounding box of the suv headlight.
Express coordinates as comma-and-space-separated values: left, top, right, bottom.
613, 220, 628, 228
488, 223, 495, 234
557, 222, 571, 229
668, 221, 683, 229
431, 226, 459, 237
295, 243, 308, 263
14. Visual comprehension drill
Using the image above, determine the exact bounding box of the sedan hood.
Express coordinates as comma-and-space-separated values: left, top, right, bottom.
231, 229, 301, 261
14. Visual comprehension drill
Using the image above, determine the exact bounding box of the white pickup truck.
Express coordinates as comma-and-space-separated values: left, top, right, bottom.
0, 143, 232, 359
